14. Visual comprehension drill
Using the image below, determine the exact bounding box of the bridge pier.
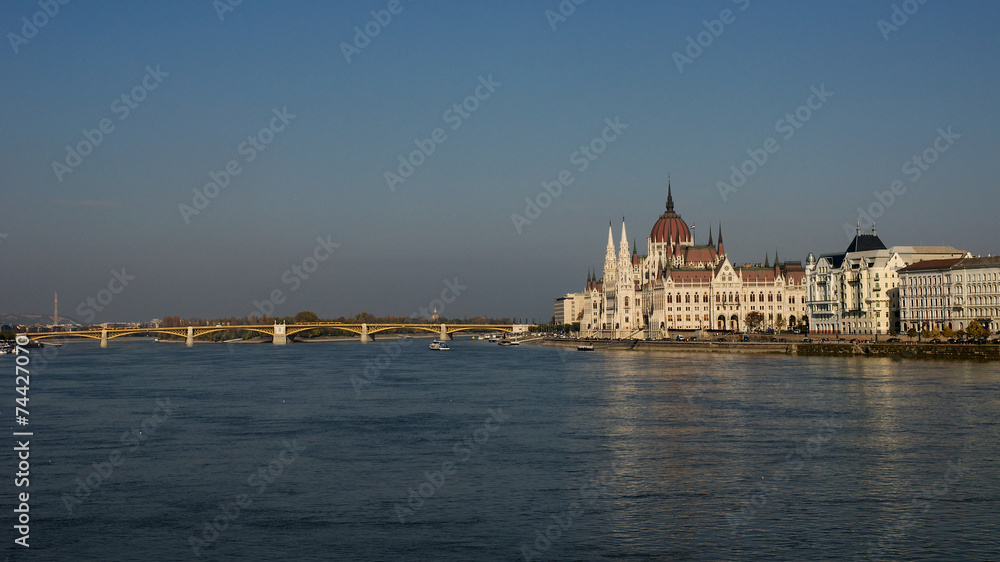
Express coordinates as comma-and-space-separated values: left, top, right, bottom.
100, 328, 108, 348
273, 323, 287, 345
439, 323, 452, 341
360, 323, 372, 343
186, 326, 194, 347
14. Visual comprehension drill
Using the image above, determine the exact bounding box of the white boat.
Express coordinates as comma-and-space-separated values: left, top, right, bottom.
429, 340, 450, 350
577, 344, 594, 351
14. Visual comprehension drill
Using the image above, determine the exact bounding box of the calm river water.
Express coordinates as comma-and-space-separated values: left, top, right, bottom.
4, 338, 998, 560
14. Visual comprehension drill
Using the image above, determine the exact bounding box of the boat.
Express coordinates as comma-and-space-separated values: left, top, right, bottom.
429, 340, 450, 350
577, 344, 594, 351
498, 340, 511, 346
509, 340, 520, 346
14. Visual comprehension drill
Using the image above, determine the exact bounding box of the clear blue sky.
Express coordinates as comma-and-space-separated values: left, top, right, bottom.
2, 0, 998, 323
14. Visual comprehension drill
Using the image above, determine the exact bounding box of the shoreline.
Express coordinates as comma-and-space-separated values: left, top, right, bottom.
536, 338, 1000, 360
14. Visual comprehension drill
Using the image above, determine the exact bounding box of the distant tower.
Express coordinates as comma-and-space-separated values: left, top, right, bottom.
54, 291, 58, 326
431, 307, 439, 322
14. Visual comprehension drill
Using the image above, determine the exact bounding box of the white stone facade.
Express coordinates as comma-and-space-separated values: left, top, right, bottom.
898, 256, 1000, 333
805, 225, 968, 335
577, 186, 807, 339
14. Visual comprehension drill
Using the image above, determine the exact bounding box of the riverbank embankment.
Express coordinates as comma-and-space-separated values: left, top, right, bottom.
537, 338, 1000, 360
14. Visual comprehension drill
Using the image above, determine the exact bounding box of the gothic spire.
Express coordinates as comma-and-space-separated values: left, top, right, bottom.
666, 176, 674, 212
764, 253, 770, 268
708, 222, 714, 247
774, 250, 779, 266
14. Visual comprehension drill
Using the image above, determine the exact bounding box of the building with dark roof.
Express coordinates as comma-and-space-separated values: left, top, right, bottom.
805, 224, 968, 335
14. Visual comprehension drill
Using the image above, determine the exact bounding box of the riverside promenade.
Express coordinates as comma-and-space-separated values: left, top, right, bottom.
538, 338, 1000, 360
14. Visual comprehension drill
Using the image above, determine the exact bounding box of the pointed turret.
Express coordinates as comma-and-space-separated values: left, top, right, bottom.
666, 177, 674, 212
618, 218, 630, 284
604, 222, 617, 286
717, 223, 725, 256
764, 253, 770, 268
707, 222, 714, 247
774, 250, 780, 267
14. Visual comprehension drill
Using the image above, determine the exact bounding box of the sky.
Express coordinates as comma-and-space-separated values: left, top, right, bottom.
1, 0, 998, 324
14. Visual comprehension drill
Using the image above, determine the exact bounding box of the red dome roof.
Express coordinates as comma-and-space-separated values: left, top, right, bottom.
650, 213, 690, 244
650, 184, 690, 243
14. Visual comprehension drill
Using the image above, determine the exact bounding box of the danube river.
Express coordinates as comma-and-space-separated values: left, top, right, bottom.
6, 339, 998, 560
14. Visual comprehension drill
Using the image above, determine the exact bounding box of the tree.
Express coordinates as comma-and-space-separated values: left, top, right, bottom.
966, 320, 987, 339
906, 328, 918, 338
294, 311, 320, 323
745, 312, 764, 332
774, 314, 785, 332
941, 326, 955, 338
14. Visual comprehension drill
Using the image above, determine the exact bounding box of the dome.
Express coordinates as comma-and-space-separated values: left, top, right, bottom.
649, 183, 690, 244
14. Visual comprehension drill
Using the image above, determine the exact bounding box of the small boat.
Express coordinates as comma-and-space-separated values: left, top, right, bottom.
577, 344, 594, 351
509, 340, 520, 346
498, 340, 511, 346
429, 340, 450, 350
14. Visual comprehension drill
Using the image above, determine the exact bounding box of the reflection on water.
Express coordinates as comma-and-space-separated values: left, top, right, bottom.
7, 340, 999, 561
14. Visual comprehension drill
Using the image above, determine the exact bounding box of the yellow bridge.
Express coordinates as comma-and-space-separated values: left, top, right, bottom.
21, 322, 521, 347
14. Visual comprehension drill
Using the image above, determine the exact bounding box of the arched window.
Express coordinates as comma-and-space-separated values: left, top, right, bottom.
750, 293, 755, 302
694, 294, 699, 303
624, 296, 629, 306
667, 294, 673, 303
685, 294, 690, 303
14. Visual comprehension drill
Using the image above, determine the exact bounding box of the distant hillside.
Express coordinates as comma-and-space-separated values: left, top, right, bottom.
0, 313, 81, 327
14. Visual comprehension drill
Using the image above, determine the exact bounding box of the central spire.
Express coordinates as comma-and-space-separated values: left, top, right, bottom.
666, 176, 674, 212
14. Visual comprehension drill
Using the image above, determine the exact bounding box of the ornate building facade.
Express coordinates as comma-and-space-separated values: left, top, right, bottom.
579, 185, 807, 339
898, 256, 1000, 334
804, 225, 967, 335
